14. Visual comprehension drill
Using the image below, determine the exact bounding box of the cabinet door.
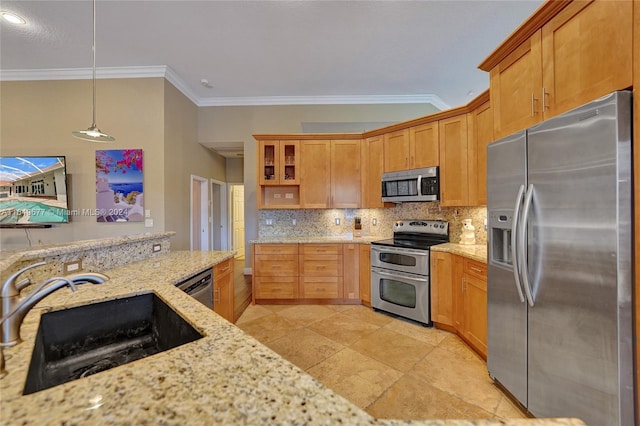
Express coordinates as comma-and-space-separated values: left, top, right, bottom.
490, 30, 543, 139
409, 122, 439, 168
343, 244, 359, 300
300, 140, 331, 208
214, 260, 234, 322
358, 244, 371, 306
467, 101, 493, 206
258, 140, 280, 185
361, 136, 385, 208
541, 0, 632, 120
278, 140, 300, 185
439, 114, 469, 206
462, 273, 487, 358
383, 129, 410, 172
331, 140, 361, 208
430, 251, 453, 326
452, 254, 464, 331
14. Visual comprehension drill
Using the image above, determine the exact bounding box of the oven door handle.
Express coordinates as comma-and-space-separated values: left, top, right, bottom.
372, 267, 428, 282
371, 245, 429, 256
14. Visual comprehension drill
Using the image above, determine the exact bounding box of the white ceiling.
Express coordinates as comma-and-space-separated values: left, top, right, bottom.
0, 0, 543, 156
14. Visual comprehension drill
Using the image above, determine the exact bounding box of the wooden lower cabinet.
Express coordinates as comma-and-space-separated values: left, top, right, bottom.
431, 252, 488, 358
213, 259, 235, 323
253, 243, 364, 304
358, 244, 371, 306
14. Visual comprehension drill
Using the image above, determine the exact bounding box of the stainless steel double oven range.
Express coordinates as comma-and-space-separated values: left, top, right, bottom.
370, 220, 449, 326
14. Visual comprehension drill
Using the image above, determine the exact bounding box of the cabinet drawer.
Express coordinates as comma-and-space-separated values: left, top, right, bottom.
214, 259, 233, 277
300, 277, 342, 299
255, 244, 298, 255
254, 255, 298, 276
254, 277, 298, 299
299, 255, 342, 277
300, 244, 342, 255
463, 258, 487, 280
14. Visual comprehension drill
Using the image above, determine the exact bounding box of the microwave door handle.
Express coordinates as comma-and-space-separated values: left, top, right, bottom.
417, 174, 422, 196
512, 184, 526, 303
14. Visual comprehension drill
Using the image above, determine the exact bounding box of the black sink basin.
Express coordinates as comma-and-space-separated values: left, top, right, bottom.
24, 292, 203, 395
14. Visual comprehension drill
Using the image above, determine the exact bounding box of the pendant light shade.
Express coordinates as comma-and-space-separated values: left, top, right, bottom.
72, 0, 114, 142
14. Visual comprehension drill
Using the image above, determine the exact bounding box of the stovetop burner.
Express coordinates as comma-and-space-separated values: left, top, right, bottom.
371, 219, 449, 250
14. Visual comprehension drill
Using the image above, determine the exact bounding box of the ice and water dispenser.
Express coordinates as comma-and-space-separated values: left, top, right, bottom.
489, 210, 514, 268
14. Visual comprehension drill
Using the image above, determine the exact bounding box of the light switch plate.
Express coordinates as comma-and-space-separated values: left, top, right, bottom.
145, 209, 151, 218
145, 218, 153, 228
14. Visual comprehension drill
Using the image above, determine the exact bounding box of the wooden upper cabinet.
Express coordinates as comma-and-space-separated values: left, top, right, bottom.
488, 0, 632, 139
331, 139, 361, 208
541, 0, 632, 119
300, 139, 360, 209
383, 129, 410, 172
361, 135, 385, 208
467, 100, 493, 206
490, 31, 543, 139
258, 140, 300, 185
300, 140, 331, 208
439, 114, 469, 207
409, 122, 439, 168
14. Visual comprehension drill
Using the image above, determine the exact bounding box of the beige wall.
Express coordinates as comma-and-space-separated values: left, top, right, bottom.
163, 81, 226, 250
225, 157, 244, 183
0, 78, 166, 250
197, 103, 439, 263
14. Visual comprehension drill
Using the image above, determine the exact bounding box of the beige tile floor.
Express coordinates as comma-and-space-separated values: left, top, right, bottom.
236, 303, 528, 421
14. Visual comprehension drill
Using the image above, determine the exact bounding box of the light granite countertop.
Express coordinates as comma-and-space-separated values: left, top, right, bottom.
431, 243, 488, 263
0, 250, 583, 426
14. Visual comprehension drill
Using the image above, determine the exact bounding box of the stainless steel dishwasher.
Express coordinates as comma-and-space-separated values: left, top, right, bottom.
175, 268, 213, 310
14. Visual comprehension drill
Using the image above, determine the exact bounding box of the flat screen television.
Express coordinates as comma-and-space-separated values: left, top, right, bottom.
0, 156, 69, 225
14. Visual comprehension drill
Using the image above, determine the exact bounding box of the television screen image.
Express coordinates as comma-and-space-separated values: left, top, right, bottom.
0, 156, 69, 224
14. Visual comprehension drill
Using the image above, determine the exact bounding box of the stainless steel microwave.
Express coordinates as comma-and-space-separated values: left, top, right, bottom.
381, 166, 439, 203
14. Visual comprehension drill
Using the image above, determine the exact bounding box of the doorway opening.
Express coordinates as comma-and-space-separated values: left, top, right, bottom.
210, 179, 229, 251
190, 175, 210, 251
230, 185, 245, 259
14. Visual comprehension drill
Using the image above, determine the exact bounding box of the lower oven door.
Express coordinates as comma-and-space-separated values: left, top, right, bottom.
371, 266, 430, 325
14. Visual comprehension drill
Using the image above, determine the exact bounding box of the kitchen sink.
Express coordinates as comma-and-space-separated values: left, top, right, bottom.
23, 292, 203, 395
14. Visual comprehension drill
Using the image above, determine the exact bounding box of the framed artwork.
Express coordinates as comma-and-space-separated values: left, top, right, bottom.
95, 149, 144, 222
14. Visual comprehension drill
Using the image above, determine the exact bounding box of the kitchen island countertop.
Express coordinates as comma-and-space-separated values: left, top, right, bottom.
0, 250, 583, 426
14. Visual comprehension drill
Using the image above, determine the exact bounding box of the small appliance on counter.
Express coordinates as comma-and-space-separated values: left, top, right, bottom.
370, 220, 449, 325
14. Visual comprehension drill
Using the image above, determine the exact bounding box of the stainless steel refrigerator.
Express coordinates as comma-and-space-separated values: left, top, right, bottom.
487, 91, 634, 425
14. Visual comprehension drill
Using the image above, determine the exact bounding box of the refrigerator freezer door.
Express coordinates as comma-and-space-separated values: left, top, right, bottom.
525, 91, 633, 425
486, 131, 528, 406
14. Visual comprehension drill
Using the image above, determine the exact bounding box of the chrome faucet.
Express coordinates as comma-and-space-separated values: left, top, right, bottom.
0, 262, 109, 347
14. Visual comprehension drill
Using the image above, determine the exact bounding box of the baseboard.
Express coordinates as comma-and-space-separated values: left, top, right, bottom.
244, 267, 252, 276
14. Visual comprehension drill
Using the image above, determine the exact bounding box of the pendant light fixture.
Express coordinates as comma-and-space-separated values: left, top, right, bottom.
72, 0, 115, 142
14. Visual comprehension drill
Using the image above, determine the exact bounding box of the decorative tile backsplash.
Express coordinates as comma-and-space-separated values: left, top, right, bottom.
258, 203, 487, 245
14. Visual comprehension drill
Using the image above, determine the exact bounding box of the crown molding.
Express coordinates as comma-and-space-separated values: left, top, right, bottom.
0, 66, 449, 109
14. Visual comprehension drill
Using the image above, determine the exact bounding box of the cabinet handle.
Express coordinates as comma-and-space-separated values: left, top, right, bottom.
214, 288, 220, 303
530, 93, 539, 117
470, 266, 483, 273
541, 87, 549, 112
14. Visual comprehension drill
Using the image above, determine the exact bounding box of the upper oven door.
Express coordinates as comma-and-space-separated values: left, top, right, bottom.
370, 245, 430, 276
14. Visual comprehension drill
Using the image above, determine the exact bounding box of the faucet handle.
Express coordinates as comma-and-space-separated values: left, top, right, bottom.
1, 261, 47, 298
15, 279, 31, 292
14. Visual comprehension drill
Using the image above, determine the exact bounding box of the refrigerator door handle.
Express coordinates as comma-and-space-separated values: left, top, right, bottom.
520, 184, 535, 306
512, 184, 526, 303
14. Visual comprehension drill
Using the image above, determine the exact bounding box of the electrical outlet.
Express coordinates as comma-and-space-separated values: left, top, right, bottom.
64, 260, 82, 274
335, 218, 340, 226
292, 219, 296, 225
372, 218, 378, 226
152, 243, 161, 252
266, 219, 273, 226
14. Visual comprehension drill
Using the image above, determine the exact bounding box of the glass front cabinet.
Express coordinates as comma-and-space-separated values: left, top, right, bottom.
259, 140, 299, 185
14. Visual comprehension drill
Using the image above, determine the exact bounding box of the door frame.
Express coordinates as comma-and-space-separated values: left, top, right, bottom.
229, 184, 245, 257
190, 174, 210, 251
